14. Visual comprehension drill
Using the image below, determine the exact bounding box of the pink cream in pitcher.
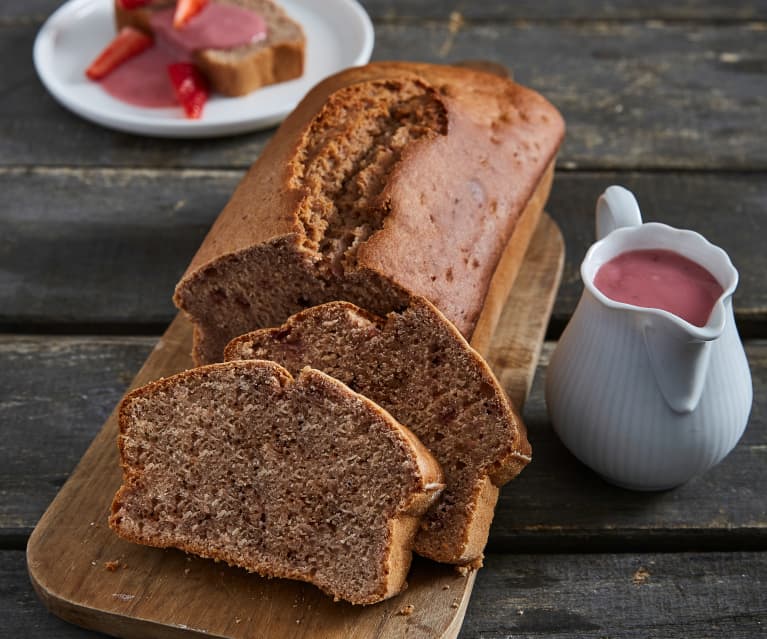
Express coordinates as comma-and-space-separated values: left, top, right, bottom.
100, 3, 268, 108
594, 249, 724, 327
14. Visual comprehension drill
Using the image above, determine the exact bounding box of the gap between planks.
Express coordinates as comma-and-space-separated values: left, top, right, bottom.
0, 167, 244, 178
3, 13, 767, 27
3, 166, 767, 177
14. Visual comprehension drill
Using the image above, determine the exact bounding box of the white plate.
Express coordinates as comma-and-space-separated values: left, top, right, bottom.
33, 0, 374, 137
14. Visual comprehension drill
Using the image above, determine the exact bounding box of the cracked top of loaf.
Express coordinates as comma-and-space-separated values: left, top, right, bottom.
175, 62, 564, 362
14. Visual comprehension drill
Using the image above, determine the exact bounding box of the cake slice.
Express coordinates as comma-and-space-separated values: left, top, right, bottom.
115, 0, 305, 96
225, 297, 531, 566
109, 360, 443, 604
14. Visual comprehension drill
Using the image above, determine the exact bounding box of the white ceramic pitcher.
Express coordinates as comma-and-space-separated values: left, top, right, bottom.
545, 186, 752, 490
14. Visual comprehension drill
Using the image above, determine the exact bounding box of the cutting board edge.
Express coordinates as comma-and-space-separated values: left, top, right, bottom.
26, 564, 212, 639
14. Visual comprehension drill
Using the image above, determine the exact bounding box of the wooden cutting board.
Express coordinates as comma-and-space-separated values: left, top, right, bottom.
27, 213, 564, 639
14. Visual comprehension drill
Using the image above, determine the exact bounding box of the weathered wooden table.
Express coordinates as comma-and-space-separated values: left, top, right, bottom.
3, 1, 766, 636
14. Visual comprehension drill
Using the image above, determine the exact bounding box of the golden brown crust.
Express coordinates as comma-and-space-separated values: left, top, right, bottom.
178, 61, 563, 278
450, 475, 499, 565
194, 39, 304, 97
354, 66, 563, 335
469, 158, 554, 355
173, 62, 564, 360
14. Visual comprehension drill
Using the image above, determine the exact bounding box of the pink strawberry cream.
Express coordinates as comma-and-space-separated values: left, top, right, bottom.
99, 3, 267, 107
148, 4, 268, 54
100, 46, 179, 107
594, 249, 724, 327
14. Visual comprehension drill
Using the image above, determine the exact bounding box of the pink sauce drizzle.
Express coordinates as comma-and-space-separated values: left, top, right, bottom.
99, 3, 268, 108
594, 249, 724, 327
148, 3, 267, 55
100, 45, 179, 107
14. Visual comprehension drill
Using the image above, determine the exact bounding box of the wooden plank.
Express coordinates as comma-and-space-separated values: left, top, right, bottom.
6, 549, 767, 638
3, 20, 767, 169
372, 23, 767, 172
0, 1, 61, 22
1, 551, 105, 638
464, 551, 767, 638
0, 169, 238, 330
6, 0, 767, 22
4, 336, 765, 548
24, 215, 561, 639
364, 1, 767, 22
0, 336, 155, 541
1, 170, 765, 333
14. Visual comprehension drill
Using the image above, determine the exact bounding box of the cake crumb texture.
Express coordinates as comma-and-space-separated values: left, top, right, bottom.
109, 360, 443, 604
225, 297, 531, 564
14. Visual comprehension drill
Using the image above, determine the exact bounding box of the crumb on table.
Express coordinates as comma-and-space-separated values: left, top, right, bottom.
399, 604, 415, 616
104, 560, 121, 572
632, 566, 651, 585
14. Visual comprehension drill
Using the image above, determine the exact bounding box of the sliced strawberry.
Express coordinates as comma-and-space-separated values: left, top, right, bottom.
173, 0, 208, 29
85, 27, 153, 80
168, 62, 209, 119
118, 0, 153, 8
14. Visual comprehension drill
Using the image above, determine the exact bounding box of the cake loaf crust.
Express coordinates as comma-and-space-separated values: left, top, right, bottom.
225, 297, 532, 565
109, 360, 444, 604
174, 62, 565, 364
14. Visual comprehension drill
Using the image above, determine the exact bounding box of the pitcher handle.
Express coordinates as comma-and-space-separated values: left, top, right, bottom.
596, 185, 643, 240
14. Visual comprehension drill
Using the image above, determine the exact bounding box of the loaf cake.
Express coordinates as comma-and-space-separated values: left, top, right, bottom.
109, 360, 444, 604
115, 0, 305, 97
225, 297, 531, 565
174, 62, 565, 364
